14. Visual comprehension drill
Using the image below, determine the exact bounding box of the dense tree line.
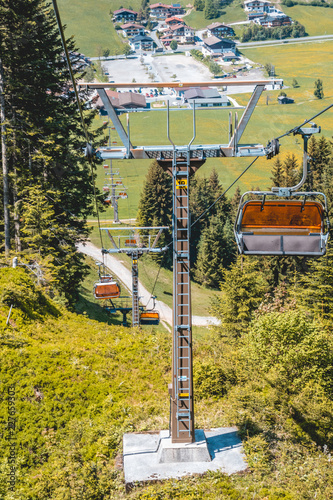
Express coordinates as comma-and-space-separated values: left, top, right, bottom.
241, 21, 306, 42
0, 0, 104, 305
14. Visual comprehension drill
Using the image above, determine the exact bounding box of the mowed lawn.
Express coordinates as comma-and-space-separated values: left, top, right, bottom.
282, 5, 333, 36
57, 0, 126, 56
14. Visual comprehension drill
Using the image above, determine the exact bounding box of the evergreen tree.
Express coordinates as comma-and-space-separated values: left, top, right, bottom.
204, 0, 219, 19
212, 257, 270, 337
194, 216, 235, 288
308, 136, 332, 191
137, 160, 172, 263
314, 78, 324, 99
230, 185, 241, 218
284, 153, 299, 187
297, 246, 333, 322
0, 0, 104, 304
270, 156, 285, 187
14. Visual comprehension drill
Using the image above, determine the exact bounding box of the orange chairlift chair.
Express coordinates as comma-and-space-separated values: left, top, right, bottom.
140, 296, 160, 325
234, 124, 330, 256
234, 194, 329, 256
93, 274, 121, 300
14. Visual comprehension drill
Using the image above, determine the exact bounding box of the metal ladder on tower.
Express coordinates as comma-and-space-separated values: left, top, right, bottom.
132, 254, 140, 327
172, 146, 194, 442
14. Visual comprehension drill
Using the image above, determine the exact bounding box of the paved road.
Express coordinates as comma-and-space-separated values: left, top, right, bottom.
77, 241, 220, 329
237, 34, 333, 49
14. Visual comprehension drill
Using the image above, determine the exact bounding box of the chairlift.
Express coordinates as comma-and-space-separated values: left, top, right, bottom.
140, 296, 160, 325
234, 194, 329, 256
94, 277, 121, 299
234, 125, 330, 257
140, 310, 160, 325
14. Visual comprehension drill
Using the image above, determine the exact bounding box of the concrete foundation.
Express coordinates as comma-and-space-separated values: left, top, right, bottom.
123, 427, 247, 485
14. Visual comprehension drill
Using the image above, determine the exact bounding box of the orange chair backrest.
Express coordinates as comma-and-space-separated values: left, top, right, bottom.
94, 282, 120, 298
241, 201, 324, 233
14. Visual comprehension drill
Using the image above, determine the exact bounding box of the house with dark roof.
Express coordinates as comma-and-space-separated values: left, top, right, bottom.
94, 90, 147, 114
182, 87, 230, 108
114, 8, 138, 22
202, 36, 236, 56
130, 34, 154, 51
278, 95, 294, 104
121, 23, 145, 37
206, 22, 235, 38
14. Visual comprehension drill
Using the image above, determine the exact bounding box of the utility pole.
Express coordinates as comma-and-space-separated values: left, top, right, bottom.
107, 123, 119, 223
0, 58, 11, 256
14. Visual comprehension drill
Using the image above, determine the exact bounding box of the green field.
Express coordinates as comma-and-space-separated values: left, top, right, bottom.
57, 0, 125, 56
185, 0, 247, 30
283, 4, 333, 36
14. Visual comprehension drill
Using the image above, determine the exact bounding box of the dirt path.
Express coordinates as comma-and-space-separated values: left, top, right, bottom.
77, 241, 220, 329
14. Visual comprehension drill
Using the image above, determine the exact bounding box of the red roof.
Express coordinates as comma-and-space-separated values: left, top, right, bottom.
114, 8, 138, 15
121, 23, 144, 29
165, 16, 184, 23
150, 3, 170, 8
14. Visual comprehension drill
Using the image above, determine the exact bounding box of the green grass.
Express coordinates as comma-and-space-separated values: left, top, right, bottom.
283, 4, 333, 36
185, 0, 247, 29
57, 0, 126, 56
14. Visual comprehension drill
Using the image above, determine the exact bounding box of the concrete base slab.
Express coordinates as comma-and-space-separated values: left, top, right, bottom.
157, 429, 211, 463
123, 427, 247, 484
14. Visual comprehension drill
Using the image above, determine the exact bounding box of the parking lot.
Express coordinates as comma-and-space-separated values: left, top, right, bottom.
102, 53, 215, 84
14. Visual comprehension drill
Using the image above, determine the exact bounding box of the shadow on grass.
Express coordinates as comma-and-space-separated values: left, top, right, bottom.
75, 293, 127, 326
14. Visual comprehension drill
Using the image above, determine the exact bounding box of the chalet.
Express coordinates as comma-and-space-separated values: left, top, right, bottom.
130, 34, 154, 51
256, 14, 292, 27
94, 90, 147, 114
121, 23, 145, 37
150, 3, 184, 19
202, 36, 236, 56
183, 87, 230, 108
113, 8, 138, 22
278, 96, 294, 104
165, 16, 184, 25
206, 22, 235, 38
243, 0, 270, 13
169, 23, 195, 42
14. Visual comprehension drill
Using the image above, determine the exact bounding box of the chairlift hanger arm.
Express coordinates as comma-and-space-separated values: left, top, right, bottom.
275, 103, 333, 141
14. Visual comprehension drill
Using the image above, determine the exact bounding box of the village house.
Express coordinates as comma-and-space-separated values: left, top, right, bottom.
93, 90, 147, 114
206, 22, 235, 38
202, 36, 237, 56
165, 16, 184, 26
243, 0, 270, 13
150, 3, 184, 19
130, 34, 155, 51
278, 95, 294, 104
183, 87, 230, 108
121, 23, 145, 37
113, 8, 138, 22
169, 23, 195, 43
256, 13, 292, 27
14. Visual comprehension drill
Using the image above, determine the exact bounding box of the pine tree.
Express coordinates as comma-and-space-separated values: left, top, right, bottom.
283, 153, 299, 187
211, 257, 270, 337
0, 0, 104, 304
230, 186, 241, 218
194, 215, 235, 288
297, 247, 333, 322
314, 78, 324, 99
270, 156, 284, 187
137, 160, 172, 263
